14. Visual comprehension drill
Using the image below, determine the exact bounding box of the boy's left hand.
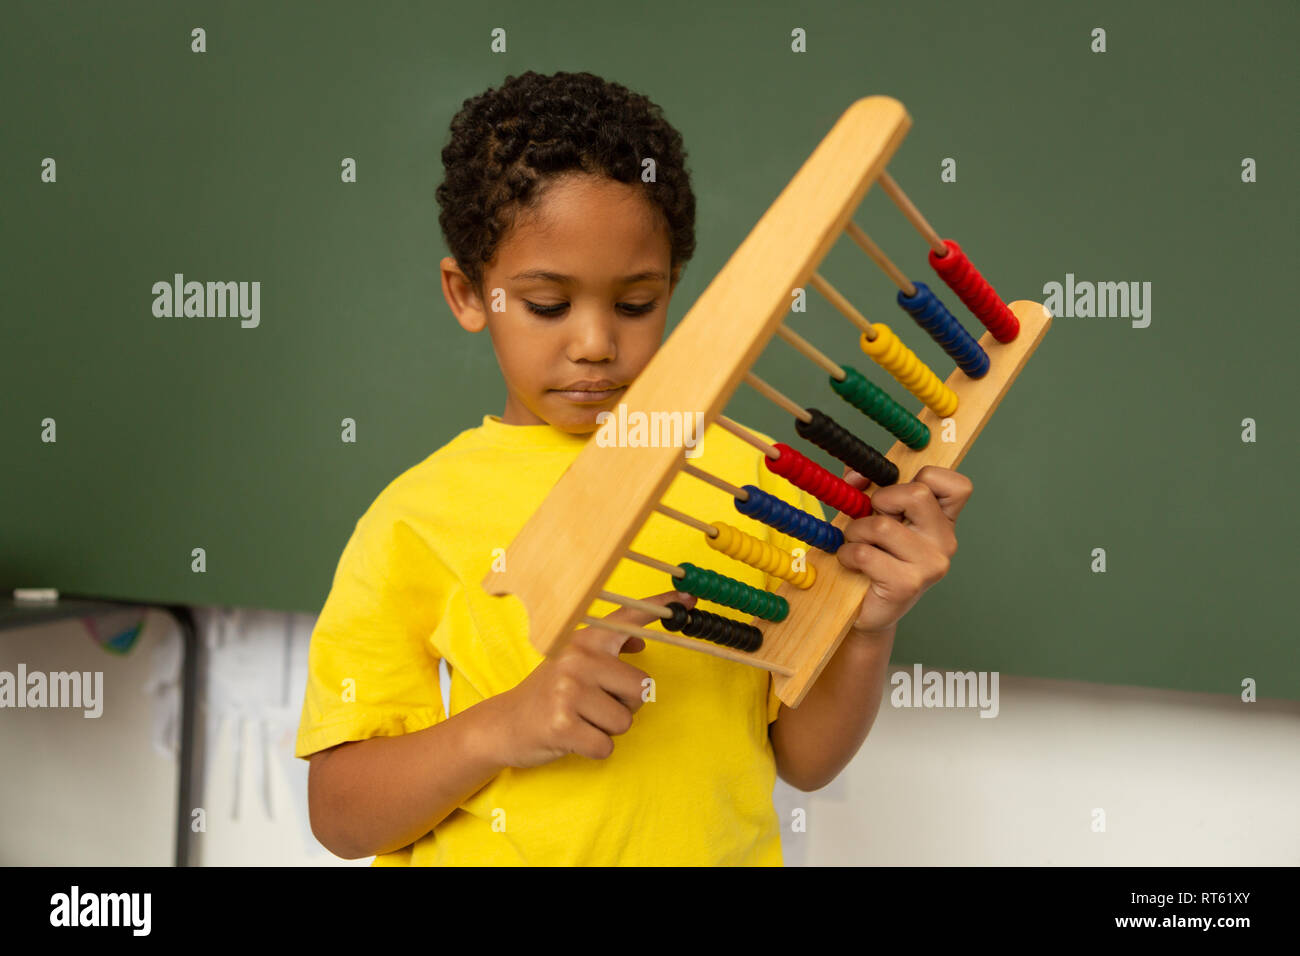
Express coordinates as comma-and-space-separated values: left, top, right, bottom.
836, 465, 973, 635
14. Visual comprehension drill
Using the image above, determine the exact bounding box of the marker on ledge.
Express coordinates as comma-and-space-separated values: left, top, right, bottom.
13, 588, 59, 604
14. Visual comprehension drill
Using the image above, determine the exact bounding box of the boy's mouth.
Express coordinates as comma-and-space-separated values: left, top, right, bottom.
550, 381, 626, 403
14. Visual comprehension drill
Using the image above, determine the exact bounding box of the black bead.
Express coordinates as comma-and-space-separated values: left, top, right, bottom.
663, 602, 690, 632
666, 605, 765, 653
796, 408, 899, 486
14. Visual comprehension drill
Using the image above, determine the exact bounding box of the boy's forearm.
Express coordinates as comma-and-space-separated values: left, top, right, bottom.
309, 692, 513, 859
768, 625, 896, 791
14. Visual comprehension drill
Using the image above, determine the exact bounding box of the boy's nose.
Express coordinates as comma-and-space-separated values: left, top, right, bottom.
565, 313, 618, 362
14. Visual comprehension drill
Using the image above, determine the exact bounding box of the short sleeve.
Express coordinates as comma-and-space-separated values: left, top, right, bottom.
294, 504, 453, 759
766, 674, 784, 724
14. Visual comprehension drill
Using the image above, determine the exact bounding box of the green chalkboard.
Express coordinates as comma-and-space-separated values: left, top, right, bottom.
2, 0, 1296, 699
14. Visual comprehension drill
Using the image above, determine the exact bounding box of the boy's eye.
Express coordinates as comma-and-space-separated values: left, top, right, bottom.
523, 300, 658, 317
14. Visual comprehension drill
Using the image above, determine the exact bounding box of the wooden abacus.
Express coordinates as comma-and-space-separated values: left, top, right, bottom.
482, 96, 1051, 708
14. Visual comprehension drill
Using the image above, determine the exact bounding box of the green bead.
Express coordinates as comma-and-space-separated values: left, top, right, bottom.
831, 366, 930, 450
676, 563, 789, 623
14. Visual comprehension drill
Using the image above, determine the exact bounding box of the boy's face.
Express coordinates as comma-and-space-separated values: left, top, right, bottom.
441, 173, 677, 434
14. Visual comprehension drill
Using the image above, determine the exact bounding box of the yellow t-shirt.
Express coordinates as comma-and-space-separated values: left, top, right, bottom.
295, 413, 827, 865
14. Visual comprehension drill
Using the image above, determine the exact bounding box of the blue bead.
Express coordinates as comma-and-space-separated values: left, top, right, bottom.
735, 486, 844, 553
897, 281, 990, 378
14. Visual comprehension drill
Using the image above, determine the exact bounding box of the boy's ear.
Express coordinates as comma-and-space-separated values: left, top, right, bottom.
440, 256, 488, 332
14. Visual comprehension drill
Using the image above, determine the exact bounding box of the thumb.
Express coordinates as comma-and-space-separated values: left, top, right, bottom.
841, 465, 870, 491
586, 589, 698, 656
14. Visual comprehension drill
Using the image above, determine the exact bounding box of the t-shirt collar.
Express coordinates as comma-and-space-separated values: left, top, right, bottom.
478, 414, 594, 450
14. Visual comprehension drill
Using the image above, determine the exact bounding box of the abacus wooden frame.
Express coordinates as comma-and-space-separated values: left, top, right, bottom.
481, 95, 1052, 708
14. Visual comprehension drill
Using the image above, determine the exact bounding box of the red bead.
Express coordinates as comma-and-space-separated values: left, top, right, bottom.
929, 238, 1020, 343
764, 443, 872, 518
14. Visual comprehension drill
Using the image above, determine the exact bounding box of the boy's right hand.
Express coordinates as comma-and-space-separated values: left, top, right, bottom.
491, 590, 696, 769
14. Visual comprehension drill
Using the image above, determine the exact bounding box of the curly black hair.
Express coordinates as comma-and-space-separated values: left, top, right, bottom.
436, 71, 697, 302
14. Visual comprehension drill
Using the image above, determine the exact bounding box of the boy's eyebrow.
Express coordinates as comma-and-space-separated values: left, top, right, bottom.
509, 269, 667, 284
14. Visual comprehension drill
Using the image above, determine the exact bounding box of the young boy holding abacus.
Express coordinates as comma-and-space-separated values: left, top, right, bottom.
296, 70, 971, 865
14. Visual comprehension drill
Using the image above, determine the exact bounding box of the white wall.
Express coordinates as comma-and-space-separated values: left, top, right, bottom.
3, 608, 1296, 865
776, 671, 1300, 865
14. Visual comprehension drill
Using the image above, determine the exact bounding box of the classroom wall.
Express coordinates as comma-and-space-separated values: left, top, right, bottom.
3, 610, 1294, 865
4, 0, 1297, 701
779, 674, 1300, 866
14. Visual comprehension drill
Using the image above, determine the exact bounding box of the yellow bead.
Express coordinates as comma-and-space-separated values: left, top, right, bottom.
706, 522, 816, 589
859, 324, 958, 418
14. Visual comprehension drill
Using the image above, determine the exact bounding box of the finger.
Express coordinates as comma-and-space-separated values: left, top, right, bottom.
865, 481, 951, 540
575, 685, 637, 737
836, 536, 907, 584
835, 540, 933, 621
584, 651, 652, 713
841, 466, 871, 491
567, 716, 618, 761
911, 466, 974, 523
578, 590, 697, 657
841, 512, 938, 566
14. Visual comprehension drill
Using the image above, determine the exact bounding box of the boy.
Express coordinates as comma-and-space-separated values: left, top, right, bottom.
296, 70, 971, 865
